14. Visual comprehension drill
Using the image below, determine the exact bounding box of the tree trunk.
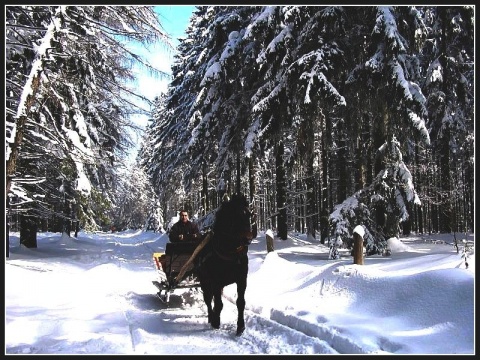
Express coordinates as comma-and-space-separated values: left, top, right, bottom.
306, 152, 316, 241
300, 115, 316, 241
248, 156, 258, 238
402, 201, 412, 235
276, 141, 287, 240
320, 208, 329, 245
6, 12, 60, 199
202, 161, 209, 214
320, 114, 330, 244
337, 119, 347, 203
439, 133, 452, 233
438, 7, 452, 233
236, 152, 241, 194
248, 156, 255, 205
64, 198, 71, 237
6, 78, 40, 199
20, 213, 38, 248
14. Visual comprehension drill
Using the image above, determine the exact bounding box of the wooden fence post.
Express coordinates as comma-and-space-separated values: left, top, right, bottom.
265, 229, 274, 252
353, 225, 365, 265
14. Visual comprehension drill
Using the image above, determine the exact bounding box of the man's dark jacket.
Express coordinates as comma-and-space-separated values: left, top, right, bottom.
169, 220, 200, 242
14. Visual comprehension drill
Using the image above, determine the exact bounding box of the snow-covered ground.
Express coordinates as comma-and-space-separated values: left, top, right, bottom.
5, 229, 474, 354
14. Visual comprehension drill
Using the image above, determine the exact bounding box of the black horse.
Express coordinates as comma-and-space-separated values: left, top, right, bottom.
197, 193, 256, 336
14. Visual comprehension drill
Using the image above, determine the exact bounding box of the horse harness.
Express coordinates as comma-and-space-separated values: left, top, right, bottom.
210, 230, 250, 263
205, 201, 255, 264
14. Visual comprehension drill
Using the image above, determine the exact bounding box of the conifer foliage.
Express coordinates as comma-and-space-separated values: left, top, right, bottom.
142, 6, 473, 253
5, 6, 473, 256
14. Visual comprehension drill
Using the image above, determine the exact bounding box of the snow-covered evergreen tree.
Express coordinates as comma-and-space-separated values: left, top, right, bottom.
5, 6, 170, 241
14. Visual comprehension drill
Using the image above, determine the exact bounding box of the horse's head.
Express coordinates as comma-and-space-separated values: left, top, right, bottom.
213, 193, 256, 256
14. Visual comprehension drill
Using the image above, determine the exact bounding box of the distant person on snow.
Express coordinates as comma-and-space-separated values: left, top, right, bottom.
168, 209, 201, 243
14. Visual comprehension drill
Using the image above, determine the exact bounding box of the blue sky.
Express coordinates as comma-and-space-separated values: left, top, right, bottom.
127, 6, 196, 160
130, 6, 196, 101
155, 5, 196, 45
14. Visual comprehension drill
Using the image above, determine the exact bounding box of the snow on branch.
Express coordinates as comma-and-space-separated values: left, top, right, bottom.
257, 24, 293, 64
407, 110, 430, 145
398, 162, 421, 205
200, 61, 222, 86
252, 82, 284, 113
244, 6, 277, 39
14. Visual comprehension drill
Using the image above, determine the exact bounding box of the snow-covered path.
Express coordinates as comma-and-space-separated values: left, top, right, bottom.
120, 287, 338, 355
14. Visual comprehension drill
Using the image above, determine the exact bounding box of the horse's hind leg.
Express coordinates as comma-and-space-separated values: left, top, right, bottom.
211, 287, 223, 329
236, 280, 247, 336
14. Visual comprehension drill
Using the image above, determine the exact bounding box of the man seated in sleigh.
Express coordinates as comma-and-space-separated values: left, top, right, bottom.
155, 209, 204, 278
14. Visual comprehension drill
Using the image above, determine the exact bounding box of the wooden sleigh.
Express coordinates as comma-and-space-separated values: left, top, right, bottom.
152, 234, 211, 303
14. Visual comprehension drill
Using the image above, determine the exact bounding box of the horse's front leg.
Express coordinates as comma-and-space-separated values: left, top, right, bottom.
236, 279, 247, 336
211, 287, 223, 329
202, 287, 214, 324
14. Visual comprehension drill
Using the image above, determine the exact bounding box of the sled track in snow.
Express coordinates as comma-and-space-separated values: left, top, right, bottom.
123, 284, 393, 354
146, 284, 389, 354
239, 299, 397, 354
